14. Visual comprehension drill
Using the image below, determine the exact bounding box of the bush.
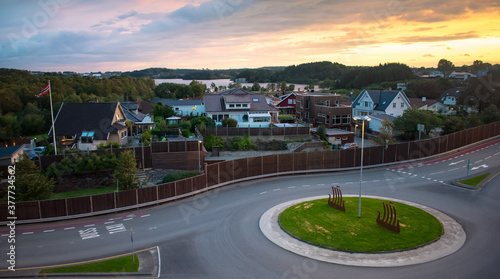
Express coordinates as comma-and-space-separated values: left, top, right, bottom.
203, 134, 224, 151
45, 153, 119, 177
229, 135, 254, 151
96, 142, 120, 150
163, 171, 201, 183
254, 139, 288, 151
182, 129, 190, 138
316, 125, 326, 141
221, 117, 238, 127
180, 120, 192, 130
279, 114, 296, 123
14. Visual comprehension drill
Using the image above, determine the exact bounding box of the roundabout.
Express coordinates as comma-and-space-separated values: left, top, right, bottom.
259, 195, 466, 267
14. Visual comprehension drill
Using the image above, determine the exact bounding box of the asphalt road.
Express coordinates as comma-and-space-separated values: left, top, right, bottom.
1, 140, 500, 278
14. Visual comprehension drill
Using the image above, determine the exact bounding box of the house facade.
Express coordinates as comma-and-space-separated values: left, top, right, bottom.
121, 102, 155, 136
296, 93, 352, 130
352, 89, 410, 117
409, 97, 451, 114
274, 93, 297, 114
152, 99, 205, 116
50, 102, 129, 151
439, 87, 466, 106
204, 89, 279, 127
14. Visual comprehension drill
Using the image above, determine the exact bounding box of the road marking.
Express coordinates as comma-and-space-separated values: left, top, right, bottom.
317, 184, 325, 186
485, 156, 492, 160
84, 224, 95, 227
106, 223, 127, 235
494, 152, 500, 156
64, 227, 75, 230
141, 214, 150, 218
23, 232, 33, 235
449, 167, 460, 172
43, 230, 55, 233
288, 186, 296, 189
475, 160, 483, 164
427, 178, 432, 180
449, 160, 464, 166
471, 164, 488, 171
1, 234, 9, 237
79, 228, 99, 240
430, 171, 444, 175
302, 185, 311, 187
123, 218, 133, 221
104, 221, 114, 225
260, 191, 267, 195
345, 182, 353, 184
440, 181, 444, 183
372, 180, 380, 182
385, 179, 392, 181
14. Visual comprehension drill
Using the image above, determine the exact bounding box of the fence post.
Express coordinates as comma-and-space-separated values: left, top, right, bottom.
38, 201, 42, 219
90, 194, 93, 213
142, 143, 145, 169
65, 198, 68, 216
136, 189, 139, 206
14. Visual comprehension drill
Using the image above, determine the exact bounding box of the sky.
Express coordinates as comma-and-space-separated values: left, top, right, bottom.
1, 0, 499, 72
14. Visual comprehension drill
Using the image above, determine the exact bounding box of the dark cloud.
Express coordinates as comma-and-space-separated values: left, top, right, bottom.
398, 31, 480, 43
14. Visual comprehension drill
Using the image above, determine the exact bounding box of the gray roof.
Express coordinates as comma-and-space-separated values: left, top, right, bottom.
121, 102, 148, 123
439, 87, 466, 101
353, 90, 409, 112
369, 113, 397, 123
204, 89, 278, 113
151, 98, 204, 107
0, 145, 24, 159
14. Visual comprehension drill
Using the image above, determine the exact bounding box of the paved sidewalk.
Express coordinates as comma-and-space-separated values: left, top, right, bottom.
259, 195, 466, 267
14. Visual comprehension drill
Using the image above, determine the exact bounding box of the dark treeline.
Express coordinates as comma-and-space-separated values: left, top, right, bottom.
122, 68, 240, 80
0, 68, 155, 140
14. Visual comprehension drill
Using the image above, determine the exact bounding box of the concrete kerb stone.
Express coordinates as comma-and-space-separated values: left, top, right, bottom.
259, 195, 466, 267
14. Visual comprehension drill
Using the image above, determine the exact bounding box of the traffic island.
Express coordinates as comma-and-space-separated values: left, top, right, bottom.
260, 196, 466, 267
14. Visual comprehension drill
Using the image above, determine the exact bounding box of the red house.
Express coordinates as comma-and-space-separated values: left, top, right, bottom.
274, 93, 297, 114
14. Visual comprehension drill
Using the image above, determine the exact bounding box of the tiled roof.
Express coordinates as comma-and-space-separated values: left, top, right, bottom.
204, 89, 279, 113
51, 102, 125, 141
409, 98, 438, 108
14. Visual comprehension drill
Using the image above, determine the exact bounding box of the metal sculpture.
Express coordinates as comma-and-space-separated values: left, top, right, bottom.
328, 186, 345, 212
376, 202, 401, 233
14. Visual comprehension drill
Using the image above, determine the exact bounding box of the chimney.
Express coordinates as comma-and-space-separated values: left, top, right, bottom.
422, 97, 426, 102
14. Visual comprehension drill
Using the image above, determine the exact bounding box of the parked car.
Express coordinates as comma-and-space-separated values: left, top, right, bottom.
340, 143, 358, 150
33, 146, 46, 155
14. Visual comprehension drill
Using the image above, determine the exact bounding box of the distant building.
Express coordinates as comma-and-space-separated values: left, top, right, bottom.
296, 93, 352, 130
274, 93, 297, 114
0, 145, 25, 166
368, 114, 397, 134
449, 71, 474, 80
352, 89, 411, 117
204, 88, 279, 127
439, 87, 466, 106
409, 97, 451, 114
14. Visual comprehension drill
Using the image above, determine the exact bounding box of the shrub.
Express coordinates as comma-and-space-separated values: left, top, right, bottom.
316, 125, 326, 141
96, 142, 120, 150
279, 114, 296, 123
221, 117, 238, 127
163, 171, 201, 183
230, 135, 254, 151
203, 134, 224, 151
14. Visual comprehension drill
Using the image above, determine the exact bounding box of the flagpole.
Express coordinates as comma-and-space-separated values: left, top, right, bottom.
48, 80, 57, 155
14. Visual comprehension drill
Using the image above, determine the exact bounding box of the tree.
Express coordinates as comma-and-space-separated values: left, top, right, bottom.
16, 153, 54, 201
437, 59, 455, 77
279, 81, 288, 93
114, 150, 139, 190
480, 104, 500, 124
0, 114, 21, 141
141, 129, 152, 146
152, 102, 175, 119
266, 83, 276, 92
373, 118, 395, 145
251, 82, 261, 92
316, 125, 326, 141
393, 107, 442, 139
442, 116, 466, 135
221, 118, 238, 127
210, 82, 218, 92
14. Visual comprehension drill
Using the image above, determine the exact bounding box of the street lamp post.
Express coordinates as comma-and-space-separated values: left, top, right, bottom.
353, 116, 370, 218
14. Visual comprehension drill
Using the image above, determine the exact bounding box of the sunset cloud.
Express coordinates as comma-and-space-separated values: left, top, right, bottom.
0, 0, 499, 71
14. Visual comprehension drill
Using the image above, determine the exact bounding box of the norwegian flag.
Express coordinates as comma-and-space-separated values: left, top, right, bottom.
36, 83, 50, 98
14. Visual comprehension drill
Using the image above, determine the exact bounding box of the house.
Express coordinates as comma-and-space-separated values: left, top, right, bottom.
397, 83, 408, 90
418, 70, 444, 79
296, 93, 352, 130
204, 88, 279, 127
120, 102, 155, 136
324, 129, 354, 145
368, 114, 397, 134
409, 97, 451, 114
450, 71, 474, 81
0, 145, 25, 166
50, 102, 130, 151
274, 93, 297, 114
152, 98, 205, 116
439, 87, 466, 106
352, 89, 411, 117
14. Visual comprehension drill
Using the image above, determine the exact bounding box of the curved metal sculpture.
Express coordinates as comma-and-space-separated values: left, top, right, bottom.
376, 202, 400, 233
328, 186, 345, 212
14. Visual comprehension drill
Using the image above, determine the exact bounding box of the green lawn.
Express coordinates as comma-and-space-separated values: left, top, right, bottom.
459, 173, 490, 187
50, 187, 116, 200
29, 133, 49, 140
279, 197, 443, 252
40, 254, 139, 273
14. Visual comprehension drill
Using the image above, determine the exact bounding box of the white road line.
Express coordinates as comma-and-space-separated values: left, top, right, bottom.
43, 230, 55, 233
157, 246, 161, 278
260, 191, 267, 195
494, 152, 500, 156
345, 182, 353, 184
372, 180, 380, 182
288, 186, 296, 189
440, 181, 444, 183
317, 184, 325, 186
430, 171, 444, 175
123, 218, 133, 221
64, 227, 75, 230
84, 224, 95, 227
302, 185, 311, 187
427, 178, 432, 180
104, 221, 114, 225
141, 214, 150, 218
485, 156, 492, 160
449, 167, 460, 172
23, 232, 33, 235
475, 160, 483, 164
1, 234, 9, 237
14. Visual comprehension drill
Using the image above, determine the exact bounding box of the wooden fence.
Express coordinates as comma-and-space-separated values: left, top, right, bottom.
1, 121, 499, 222
206, 126, 310, 137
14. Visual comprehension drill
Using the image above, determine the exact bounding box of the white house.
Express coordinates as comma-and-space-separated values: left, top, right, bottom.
409, 97, 451, 115
368, 114, 397, 134
352, 90, 411, 117
152, 99, 205, 116
439, 87, 466, 106
450, 71, 474, 81
204, 88, 279, 127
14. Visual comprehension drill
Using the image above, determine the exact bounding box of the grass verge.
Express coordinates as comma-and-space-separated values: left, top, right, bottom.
459, 173, 490, 187
50, 187, 116, 200
279, 197, 443, 252
40, 254, 139, 273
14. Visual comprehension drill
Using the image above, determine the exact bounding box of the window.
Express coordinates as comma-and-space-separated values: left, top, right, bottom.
236, 104, 241, 108
293, 99, 296, 104
335, 100, 340, 106
393, 103, 396, 108
242, 104, 248, 108
333, 115, 341, 124
401, 102, 404, 108
364, 101, 370, 107
342, 137, 347, 140
306, 100, 310, 109
121, 131, 127, 139
325, 115, 330, 124
288, 99, 293, 104
229, 104, 235, 108
342, 114, 351, 124
253, 117, 270, 123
